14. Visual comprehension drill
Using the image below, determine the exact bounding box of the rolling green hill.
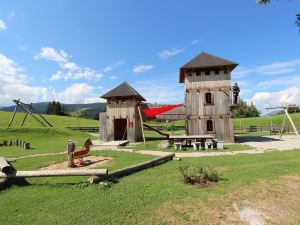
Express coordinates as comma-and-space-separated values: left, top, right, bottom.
0, 111, 99, 128
233, 113, 300, 127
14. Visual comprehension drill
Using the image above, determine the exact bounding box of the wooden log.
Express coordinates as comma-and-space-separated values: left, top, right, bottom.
88, 153, 175, 184
0, 169, 108, 178
0, 157, 13, 173
24, 143, 30, 150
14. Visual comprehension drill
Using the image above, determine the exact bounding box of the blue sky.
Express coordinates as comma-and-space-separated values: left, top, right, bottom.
0, 0, 300, 111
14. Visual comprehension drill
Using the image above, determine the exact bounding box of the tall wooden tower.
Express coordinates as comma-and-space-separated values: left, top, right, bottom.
100, 82, 145, 142
180, 52, 238, 142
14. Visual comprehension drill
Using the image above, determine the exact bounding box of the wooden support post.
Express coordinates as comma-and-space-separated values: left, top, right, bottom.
30, 106, 53, 127
17, 102, 46, 127
138, 106, 146, 146
284, 108, 299, 137
280, 113, 287, 139
7, 100, 19, 127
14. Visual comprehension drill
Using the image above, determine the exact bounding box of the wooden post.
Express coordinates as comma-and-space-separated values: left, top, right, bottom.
280, 113, 287, 139
7, 100, 19, 127
138, 106, 146, 146
17, 102, 47, 127
284, 108, 299, 136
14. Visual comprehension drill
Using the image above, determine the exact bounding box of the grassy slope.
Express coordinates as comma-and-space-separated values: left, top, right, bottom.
0, 111, 98, 128
0, 128, 92, 157
146, 113, 300, 127
0, 150, 300, 224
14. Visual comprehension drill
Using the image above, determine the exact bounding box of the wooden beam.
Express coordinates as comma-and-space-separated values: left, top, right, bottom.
88, 153, 175, 184
7, 100, 19, 127
0, 169, 108, 178
138, 106, 146, 146
17, 103, 47, 127
284, 108, 299, 137
279, 113, 287, 139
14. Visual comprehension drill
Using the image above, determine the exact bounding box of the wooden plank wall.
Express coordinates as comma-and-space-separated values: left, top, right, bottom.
185, 70, 234, 142
105, 100, 142, 142
99, 112, 107, 141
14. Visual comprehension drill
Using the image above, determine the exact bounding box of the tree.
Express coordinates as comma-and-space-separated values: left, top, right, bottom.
233, 100, 261, 118
46, 101, 67, 116
257, 0, 300, 31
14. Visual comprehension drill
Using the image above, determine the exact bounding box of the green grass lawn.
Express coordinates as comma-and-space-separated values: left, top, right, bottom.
1, 150, 300, 224
146, 112, 300, 128
0, 111, 99, 128
0, 128, 91, 158
1, 119, 300, 224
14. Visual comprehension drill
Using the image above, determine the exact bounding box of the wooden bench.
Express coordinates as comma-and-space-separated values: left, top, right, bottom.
191, 142, 201, 150
174, 142, 182, 150
269, 129, 283, 135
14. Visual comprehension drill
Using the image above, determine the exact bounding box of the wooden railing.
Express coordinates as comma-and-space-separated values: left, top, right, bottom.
66, 127, 99, 132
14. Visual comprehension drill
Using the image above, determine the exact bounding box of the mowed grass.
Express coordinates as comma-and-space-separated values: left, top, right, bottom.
0, 128, 90, 158
131, 129, 254, 152
146, 112, 300, 128
0, 111, 98, 128
1, 150, 300, 224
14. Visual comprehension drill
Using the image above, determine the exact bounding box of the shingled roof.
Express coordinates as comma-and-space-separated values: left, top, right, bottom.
101, 82, 146, 101
179, 52, 238, 83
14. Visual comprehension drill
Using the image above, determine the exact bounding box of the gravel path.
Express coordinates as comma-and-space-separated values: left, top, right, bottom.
8, 135, 300, 160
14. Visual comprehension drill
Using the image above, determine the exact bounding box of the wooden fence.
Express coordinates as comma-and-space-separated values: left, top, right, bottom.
234, 125, 300, 133
66, 127, 99, 132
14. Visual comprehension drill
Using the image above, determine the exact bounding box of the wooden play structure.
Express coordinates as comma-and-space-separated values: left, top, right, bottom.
73, 138, 92, 164
99, 52, 239, 143
180, 52, 238, 142
100, 82, 145, 142
8, 99, 53, 127
266, 105, 300, 139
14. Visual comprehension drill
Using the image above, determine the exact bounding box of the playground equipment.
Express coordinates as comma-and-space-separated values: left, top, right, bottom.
73, 138, 92, 164
8, 99, 52, 127
266, 105, 300, 139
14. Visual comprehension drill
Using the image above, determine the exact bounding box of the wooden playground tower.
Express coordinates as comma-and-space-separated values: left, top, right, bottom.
7, 99, 52, 127
266, 105, 300, 139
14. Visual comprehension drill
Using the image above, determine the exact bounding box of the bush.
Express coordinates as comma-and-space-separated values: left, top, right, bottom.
179, 165, 223, 186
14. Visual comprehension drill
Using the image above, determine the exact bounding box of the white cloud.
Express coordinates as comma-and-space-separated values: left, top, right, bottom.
257, 75, 300, 89
251, 87, 300, 113
104, 59, 124, 72
190, 39, 199, 45
232, 58, 300, 78
132, 64, 154, 74
35, 47, 103, 81
18, 46, 28, 51
0, 20, 6, 31
0, 53, 50, 105
109, 75, 117, 80
134, 74, 184, 104
56, 83, 93, 103
0, 53, 102, 106
158, 48, 184, 59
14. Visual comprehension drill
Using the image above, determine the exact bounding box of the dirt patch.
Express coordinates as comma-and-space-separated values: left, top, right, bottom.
40, 156, 112, 170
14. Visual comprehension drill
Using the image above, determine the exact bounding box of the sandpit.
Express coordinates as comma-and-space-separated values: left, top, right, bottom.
40, 156, 112, 170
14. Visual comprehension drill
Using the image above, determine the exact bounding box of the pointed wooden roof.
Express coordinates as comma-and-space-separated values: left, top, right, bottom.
179, 52, 238, 83
101, 82, 146, 101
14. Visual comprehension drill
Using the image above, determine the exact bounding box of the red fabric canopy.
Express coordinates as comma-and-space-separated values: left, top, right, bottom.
142, 104, 185, 118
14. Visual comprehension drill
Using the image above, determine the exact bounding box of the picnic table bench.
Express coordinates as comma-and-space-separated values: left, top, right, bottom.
169, 135, 214, 150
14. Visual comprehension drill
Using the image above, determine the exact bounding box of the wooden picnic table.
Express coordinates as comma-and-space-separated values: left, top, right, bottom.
169, 135, 214, 145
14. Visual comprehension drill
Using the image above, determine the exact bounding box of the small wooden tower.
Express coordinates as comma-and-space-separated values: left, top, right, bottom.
100, 82, 146, 142
180, 52, 238, 142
